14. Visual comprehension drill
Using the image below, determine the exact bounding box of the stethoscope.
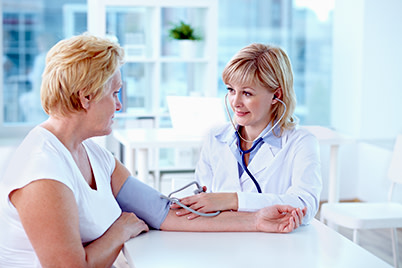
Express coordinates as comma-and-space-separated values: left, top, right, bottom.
224, 93, 287, 193
159, 94, 286, 216
160, 181, 221, 217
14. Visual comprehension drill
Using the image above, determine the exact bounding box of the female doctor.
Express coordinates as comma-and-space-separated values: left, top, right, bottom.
173, 43, 322, 224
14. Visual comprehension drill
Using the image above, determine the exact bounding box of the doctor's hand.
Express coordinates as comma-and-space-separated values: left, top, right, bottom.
255, 205, 307, 233
171, 192, 239, 220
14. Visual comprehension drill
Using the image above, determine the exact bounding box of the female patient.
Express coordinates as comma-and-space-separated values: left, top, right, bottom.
173, 43, 321, 224
0, 34, 305, 267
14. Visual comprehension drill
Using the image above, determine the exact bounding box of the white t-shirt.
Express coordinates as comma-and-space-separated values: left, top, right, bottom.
0, 126, 121, 267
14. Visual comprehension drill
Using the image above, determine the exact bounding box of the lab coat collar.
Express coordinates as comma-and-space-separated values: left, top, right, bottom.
260, 123, 282, 148
215, 123, 237, 146
215, 122, 282, 149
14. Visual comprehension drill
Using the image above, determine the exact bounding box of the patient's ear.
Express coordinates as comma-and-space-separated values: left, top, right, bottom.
78, 91, 92, 110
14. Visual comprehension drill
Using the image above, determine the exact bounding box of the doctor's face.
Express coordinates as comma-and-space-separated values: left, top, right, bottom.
226, 81, 275, 132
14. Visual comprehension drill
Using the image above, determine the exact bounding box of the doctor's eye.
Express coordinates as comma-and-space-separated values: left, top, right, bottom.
226, 87, 235, 94
243, 91, 252, 97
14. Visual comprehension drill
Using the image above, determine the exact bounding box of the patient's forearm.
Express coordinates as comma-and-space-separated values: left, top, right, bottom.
160, 210, 257, 232
160, 205, 303, 233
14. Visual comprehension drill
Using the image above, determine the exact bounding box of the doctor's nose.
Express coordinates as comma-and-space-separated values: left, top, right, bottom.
231, 92, 243, 107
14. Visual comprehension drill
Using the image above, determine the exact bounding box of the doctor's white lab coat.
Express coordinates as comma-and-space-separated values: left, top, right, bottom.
195, 123, 322, 224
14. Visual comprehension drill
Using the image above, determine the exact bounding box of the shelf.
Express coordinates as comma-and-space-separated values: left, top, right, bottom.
160, 57, 210, 63
124, 57, 210, 63
88, 0, 218, 126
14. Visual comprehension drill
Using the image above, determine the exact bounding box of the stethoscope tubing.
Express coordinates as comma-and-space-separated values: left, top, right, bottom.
237, 134, 264, 193
225, 93, 287, 193
160, 195, 221, 217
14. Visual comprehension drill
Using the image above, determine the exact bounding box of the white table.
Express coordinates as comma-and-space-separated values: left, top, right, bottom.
113, 128, 203, 188
302, 126, 353, 203
113, 126, 352, 201
123, 219, 391, 268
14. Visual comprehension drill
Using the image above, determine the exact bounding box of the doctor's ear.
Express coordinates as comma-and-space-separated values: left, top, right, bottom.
271, 88, 282, 105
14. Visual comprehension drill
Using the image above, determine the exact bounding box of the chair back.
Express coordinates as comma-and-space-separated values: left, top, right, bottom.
388, 134, 402, 185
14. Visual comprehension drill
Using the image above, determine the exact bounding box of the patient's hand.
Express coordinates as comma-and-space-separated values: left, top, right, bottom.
255, 205, 306, 233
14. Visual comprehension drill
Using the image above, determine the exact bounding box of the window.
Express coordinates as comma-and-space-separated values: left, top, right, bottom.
1, 0, 333, 137
1, 0, 87, 137
217, 0, 334, 125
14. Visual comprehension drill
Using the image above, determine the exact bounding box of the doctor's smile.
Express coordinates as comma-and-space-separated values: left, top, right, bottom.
234, 110, 249, 117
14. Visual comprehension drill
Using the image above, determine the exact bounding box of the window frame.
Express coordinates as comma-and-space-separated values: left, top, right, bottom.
0, 0, 334, 139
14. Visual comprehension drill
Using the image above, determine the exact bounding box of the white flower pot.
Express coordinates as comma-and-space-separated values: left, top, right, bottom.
178, 40, 197, 58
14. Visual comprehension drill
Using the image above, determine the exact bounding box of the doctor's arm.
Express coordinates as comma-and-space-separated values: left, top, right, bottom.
233, 134, 322, 224
170, 133, 241, 218
171, 133, 240, 218
173, 134, 321, 223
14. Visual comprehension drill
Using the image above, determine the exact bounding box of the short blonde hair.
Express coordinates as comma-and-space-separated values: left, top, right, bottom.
222, 43, 297, 135
41, 33, 124, 116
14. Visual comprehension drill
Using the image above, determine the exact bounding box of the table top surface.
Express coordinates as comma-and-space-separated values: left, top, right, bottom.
113, 128, 205, 148
123, 219, 391, 268
113, 126, 353, 148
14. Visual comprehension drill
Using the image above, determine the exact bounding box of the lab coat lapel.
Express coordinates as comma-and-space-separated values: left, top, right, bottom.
239, 143, 276, 184
213, 145, 243, 192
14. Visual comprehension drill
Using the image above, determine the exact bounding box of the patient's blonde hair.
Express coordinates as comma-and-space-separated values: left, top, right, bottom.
41, 33, 124, 116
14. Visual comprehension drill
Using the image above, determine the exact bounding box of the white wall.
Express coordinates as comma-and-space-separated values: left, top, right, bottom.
331, 0, 402, 201
0, 139, 20, 178
357, 141, 394, 202
332, 0, 402, 139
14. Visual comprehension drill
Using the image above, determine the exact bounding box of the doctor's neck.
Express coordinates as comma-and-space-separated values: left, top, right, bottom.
239, 125, 263, 143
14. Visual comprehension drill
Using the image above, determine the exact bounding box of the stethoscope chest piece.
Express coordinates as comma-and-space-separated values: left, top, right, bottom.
160, 181, 221, 217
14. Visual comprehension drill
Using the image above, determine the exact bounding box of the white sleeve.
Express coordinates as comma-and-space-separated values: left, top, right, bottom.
85, 139, 116, 178
194, 131, 214, 189
237, 133, 322, 224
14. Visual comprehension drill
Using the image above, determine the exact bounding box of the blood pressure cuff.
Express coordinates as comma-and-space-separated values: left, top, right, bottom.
116, 176, 170, 229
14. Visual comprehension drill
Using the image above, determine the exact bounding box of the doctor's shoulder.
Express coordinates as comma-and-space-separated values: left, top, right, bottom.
286, 126, 320, 152
206, 122, 231, 137
201, 122, 232, 146
282, 125, 318, 145
212, 123, 234, 139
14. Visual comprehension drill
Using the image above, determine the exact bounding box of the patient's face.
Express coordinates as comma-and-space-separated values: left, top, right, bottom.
87, 70, 122, 136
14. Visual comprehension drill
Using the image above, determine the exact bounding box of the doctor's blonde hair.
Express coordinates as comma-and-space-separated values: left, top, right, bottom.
222, 43, 297, 135
41, 33, 125, 116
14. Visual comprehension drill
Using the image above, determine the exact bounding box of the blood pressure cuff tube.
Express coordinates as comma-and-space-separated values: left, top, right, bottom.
116, 176, 170, 230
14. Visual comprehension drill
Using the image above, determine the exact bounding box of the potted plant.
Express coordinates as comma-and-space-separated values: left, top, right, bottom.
168, 21, 202, 58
